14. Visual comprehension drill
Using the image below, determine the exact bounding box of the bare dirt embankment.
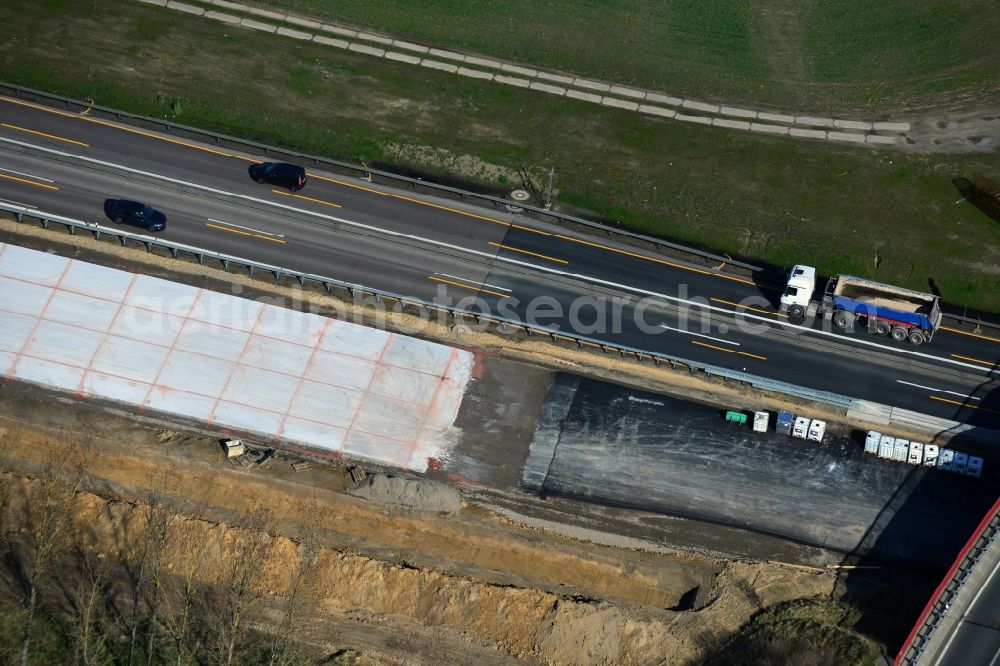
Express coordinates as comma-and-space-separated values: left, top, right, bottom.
0, 221, 894, 663
0, 396, 841, 665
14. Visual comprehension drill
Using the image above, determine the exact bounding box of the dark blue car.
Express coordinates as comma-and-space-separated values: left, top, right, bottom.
248, 162, 307, 191
107, 200, 167, 232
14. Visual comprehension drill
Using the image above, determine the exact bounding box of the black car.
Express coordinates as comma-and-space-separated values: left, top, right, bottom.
107, 199, 167, 232
248, 162, 307, 191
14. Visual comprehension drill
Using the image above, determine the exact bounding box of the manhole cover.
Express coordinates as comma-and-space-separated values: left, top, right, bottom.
506, 188, 531, 212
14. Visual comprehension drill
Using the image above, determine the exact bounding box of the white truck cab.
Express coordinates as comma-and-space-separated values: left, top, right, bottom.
779, 264, 816, 316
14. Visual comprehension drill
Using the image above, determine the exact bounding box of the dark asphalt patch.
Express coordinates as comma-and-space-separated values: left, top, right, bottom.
524, 374, 999, 568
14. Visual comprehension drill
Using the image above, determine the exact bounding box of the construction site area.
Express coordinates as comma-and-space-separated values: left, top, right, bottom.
1, 219, 994, 665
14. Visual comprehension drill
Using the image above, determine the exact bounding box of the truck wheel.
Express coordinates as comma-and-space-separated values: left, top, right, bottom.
833, 312, 853, 329
874, 321, 891, 336
789, 305, 805, 318
890, 326, 908, 341
908, 331, 926, 345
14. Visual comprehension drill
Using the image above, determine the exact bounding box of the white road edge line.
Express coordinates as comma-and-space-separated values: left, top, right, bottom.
207, 218, 284, 237
0, 166, 55, 183
896, 380, 981, 401
435, 272, 511, 292
660, 324, 740, 346
935, 556, 1000, 663
0, 197, 36, 209
1, 134, 992, 377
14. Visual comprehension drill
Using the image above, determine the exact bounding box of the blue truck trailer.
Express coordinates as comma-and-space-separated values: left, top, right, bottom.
779, 266, 942, 345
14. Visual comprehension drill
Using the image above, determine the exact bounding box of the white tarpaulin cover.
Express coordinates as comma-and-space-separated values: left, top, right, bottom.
0, 243, 472, 471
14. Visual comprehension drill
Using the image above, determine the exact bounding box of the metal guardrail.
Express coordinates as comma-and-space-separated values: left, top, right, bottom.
941, 310, 1000, 331
0, 80, 762, 273
2, 201, 856, 411
895, 498, 1000, 665
5, 81, 998, 329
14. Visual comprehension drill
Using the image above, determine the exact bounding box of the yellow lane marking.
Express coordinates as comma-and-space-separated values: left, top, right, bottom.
691, 339, 767, 361
489, 241, 567, 264
393, 192, 513, 226
0, 97, 772, 293
2, 96, 238, 157
313, 170, 750, 287
207, 222, 252, 237
271, 189, 342, 208
313, 174, 559, 238
252, 234, 286, 244
941, 325, 1000, 344
930, 395, 1000, 415
427, 275, 509, 299
310, 173, 553, 233
74, 116, 236, 156
951, 353, 997, 368
325, 168, 754, 286
2, 122, 90, 147
513, 223, 552, 235
711, 297, 788, 318
311, 174, 389, 196
549, 232, 755, 286
206, 222, 286, 244
320, 171, 753, 284
313, 172, 519, 224
0, 172, 59, 191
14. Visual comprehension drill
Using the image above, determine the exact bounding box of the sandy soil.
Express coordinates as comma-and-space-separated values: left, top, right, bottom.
0, 385, 836, 664
0, 219, 936, 661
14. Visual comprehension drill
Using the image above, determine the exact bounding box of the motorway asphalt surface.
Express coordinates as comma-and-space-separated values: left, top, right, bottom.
1, 94, 999, 426
523, 374, 999, 567
934, 553, 1000, 666
914, 501, 1000, 666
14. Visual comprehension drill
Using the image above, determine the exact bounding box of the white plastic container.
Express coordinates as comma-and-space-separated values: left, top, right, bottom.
792, 416, 810, 439
753, 411, 769, 433
223, 439, 246, 458
922, 445, 939, 468
865, 431, 881, 455
807, 419, 826, 443
907, 442, 924, 466
938, 449, 955, 472
893, 440, 910, 463
877, 435, 895, 459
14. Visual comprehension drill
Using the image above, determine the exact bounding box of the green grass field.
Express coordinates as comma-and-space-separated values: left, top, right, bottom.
0, 0, 998, 310
262, 0, 1000, 116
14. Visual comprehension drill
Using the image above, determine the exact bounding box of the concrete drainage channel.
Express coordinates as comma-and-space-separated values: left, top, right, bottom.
140, 0, 918, 148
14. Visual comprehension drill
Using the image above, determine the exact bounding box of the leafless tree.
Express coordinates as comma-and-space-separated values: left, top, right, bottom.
14, 447, 87, 666
215, 505, 274, 666
160, 518, 212, 666
0, 428, 17, 516
64, 546, 112, 666
124, 481, 174, 666
267, 513, 328, 666
134, 476, 173, 666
